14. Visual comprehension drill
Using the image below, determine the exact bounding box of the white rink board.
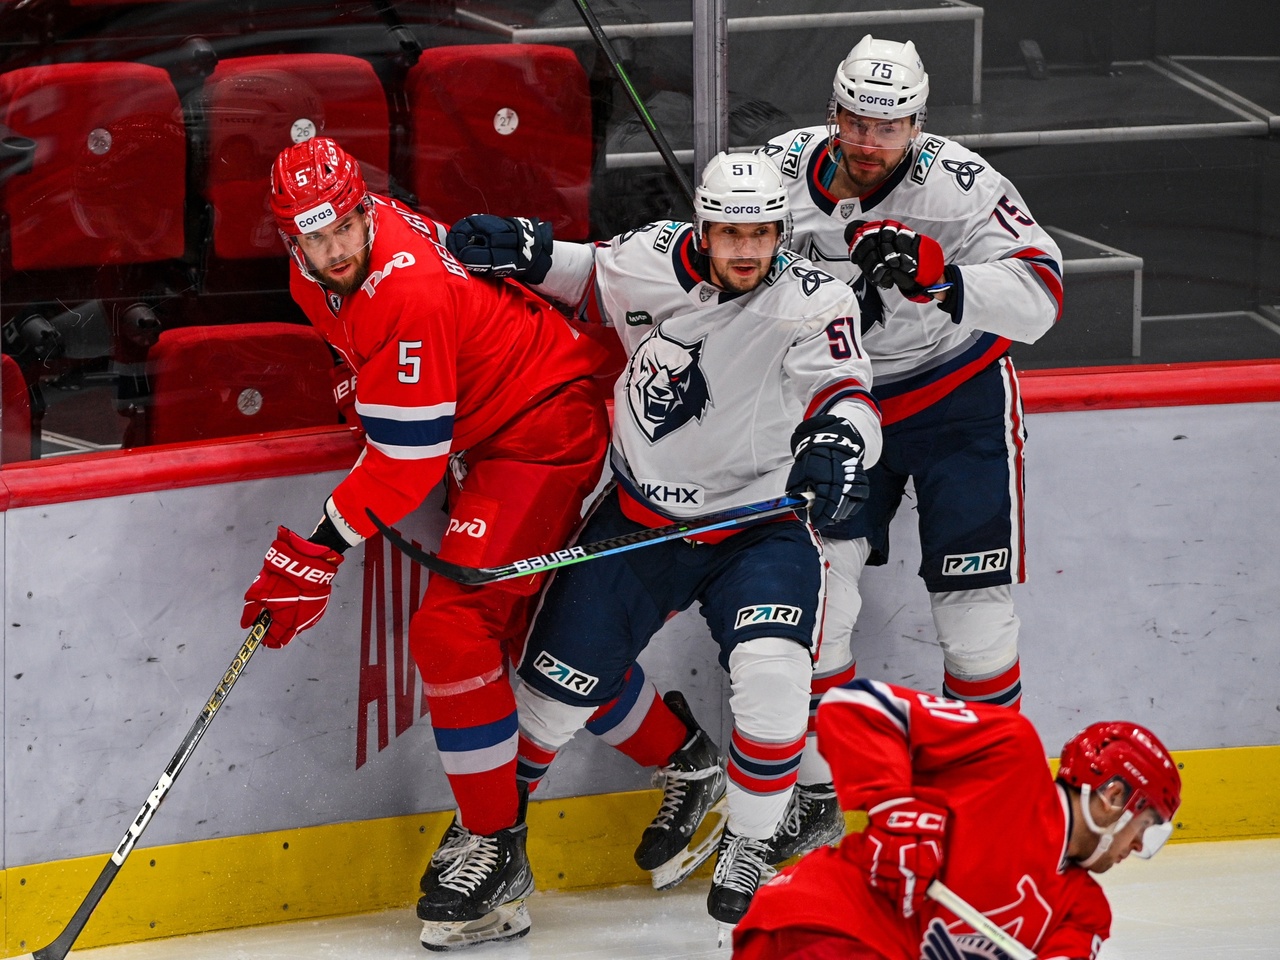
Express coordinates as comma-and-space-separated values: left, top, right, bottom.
3, 400, 1279, 868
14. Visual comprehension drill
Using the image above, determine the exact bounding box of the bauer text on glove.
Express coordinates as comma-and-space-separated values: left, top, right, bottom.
241, 526, 344, 649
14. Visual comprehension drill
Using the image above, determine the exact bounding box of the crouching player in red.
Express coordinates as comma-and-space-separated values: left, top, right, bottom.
734, 678, 1181, 959
239, 138, 610, 950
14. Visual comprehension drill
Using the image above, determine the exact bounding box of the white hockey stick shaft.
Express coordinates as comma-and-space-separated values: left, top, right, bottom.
926, 880, 1038, 960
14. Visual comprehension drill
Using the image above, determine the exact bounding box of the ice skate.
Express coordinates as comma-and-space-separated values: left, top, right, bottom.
708, 827, 775, 942
764, 781, 844, 865
633, 690, 728, 890
419, 815, 471, 894
417, 819, 535, 951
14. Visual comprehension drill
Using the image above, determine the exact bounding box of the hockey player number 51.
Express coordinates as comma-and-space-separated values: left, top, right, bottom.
825, 317, 860, 361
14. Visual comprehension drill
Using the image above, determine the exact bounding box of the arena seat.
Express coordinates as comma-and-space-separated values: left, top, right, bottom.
0, 62, 185, 270
1, 352, 31, 464
128, 322, 339, 446
200, 53, 390, 261
405, 44, 592, 240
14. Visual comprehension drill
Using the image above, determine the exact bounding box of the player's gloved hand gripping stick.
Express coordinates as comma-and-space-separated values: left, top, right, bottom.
13, 613, 272, 960
368, 492, 815, 585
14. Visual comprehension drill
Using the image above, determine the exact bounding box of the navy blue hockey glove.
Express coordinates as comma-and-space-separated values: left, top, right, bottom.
446, 214, 554, 284
920, 918, 1011, 960
846, 219, 945, 303
786, 414, 869, 529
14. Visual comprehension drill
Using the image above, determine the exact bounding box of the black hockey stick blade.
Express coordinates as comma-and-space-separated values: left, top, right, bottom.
15, 612, 271, 960
367, 492, 811, 586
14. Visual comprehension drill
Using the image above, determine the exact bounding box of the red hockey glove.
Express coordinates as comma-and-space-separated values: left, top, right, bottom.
860, 792, 950, 918
330, 361, 360, 433
847, 219, 945, 303
242, 526, 344, 649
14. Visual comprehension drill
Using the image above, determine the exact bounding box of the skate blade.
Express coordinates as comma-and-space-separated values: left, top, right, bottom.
716, 920, 735, 949
420, 900, 532, 951
649, 795, 728, 891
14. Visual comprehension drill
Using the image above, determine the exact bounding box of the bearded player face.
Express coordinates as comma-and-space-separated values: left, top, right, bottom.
295, 209, 374, 296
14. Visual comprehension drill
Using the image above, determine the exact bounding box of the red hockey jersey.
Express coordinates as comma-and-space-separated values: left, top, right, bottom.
289, 195, 606, 538
737, 679, 1111, 960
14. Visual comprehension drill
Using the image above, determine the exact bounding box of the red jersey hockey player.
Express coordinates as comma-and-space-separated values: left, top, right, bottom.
239, 138, 609, 950
733, 678, 1181, 960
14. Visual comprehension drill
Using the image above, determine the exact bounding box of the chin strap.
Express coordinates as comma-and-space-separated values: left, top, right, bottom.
1076, 783, 1135, 867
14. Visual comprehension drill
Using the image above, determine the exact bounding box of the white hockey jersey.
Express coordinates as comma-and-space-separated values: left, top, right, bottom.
539, 222, 880, 524
760, 128, 1063, 425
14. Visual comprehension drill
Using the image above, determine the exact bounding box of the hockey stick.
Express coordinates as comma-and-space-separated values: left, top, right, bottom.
15, 611, 272, 960
569, 0, 697, 206
367, 492, 811, 586
925, 880, 1038, 960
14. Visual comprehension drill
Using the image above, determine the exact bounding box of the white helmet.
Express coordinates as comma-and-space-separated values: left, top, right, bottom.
693, 151, 791, 253
831, 34, 929, 121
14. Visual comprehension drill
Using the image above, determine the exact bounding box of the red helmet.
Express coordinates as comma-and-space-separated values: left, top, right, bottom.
1058, 721, 1181, 824
270, 137, 368, 237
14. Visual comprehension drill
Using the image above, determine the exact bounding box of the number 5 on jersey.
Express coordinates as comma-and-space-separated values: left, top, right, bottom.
399, 340, 422, 383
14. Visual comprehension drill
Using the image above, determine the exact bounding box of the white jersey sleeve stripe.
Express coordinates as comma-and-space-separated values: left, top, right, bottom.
355, 400, 456, 421
819, 677, 912, 737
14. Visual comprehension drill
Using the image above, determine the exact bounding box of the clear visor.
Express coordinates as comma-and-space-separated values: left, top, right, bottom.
284, 207, 374, 273
702, 222, 781, 260
1135, 817, 1174, 859
829, 109, 917, 151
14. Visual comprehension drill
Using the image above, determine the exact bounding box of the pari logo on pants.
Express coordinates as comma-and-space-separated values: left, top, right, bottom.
942, 549, 1009, 576
533, 652, 599, 695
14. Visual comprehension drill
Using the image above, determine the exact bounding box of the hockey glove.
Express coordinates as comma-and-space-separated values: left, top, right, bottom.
859, 792, 950, 919
846, 219, 945, 303
242, 526, 344, 649
446, 214, 554, 284
919, 918, 995, 960
786, 414, 869, 530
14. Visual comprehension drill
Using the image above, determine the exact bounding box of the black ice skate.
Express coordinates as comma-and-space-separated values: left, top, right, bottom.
417, 809, 535, 951
764, 781, 844, 865
419, 815, 471, 894
708, 828, 776, 944
633, 690, 728, 890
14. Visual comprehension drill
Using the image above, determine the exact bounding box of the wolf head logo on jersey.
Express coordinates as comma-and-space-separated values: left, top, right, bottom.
625, 330, 711, 442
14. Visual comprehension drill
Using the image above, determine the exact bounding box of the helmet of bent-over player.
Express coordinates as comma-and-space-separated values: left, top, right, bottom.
1058, 721, 1182, 859
693, 151, 791, 259
831, 34, 929, 122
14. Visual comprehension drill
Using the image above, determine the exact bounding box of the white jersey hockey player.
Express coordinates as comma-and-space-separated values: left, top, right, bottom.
755, 35, 1064, 866
446, 152, 881, 935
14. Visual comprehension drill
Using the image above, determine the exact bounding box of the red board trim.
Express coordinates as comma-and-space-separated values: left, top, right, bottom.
2, 360, 1278, 510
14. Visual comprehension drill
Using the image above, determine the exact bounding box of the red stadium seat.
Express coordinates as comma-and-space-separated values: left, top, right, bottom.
130, 322, 339, 446
405, 44, 592, 240
1, 353, 31, 464
202, 54, 390, 260
0, 62, 185, 270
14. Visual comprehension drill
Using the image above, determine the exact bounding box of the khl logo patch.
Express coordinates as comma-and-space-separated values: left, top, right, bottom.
533, 652, 599, 695
734, 604, 803, 629
942, 549, 1009, 575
